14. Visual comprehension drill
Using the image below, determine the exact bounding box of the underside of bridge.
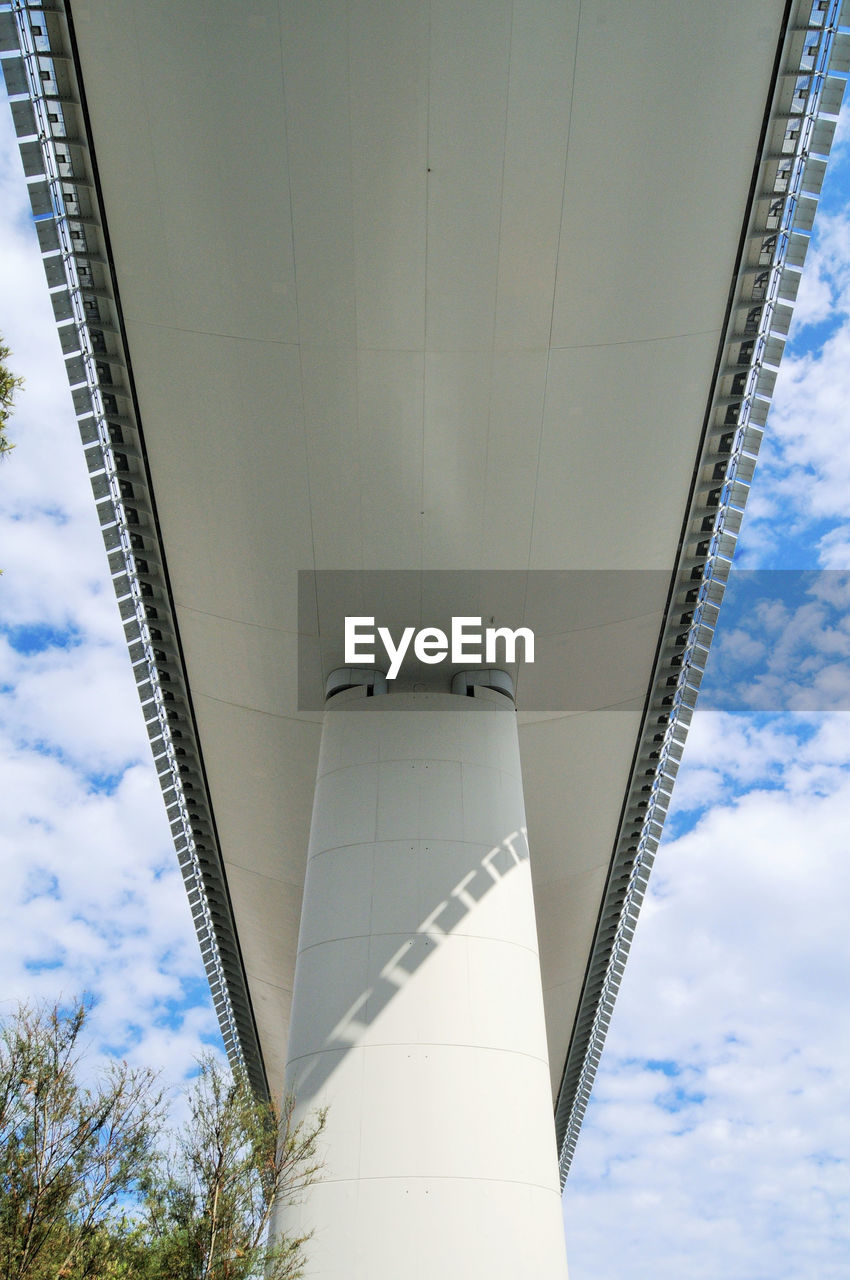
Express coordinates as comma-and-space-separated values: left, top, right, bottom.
3, 0, 847, 1272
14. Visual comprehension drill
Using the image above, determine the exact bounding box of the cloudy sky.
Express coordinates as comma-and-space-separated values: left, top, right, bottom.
2, 61, 850, 1280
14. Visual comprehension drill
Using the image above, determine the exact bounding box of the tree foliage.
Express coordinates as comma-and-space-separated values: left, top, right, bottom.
132, 1057, 325, 1280
0, 337, 23, 457
0, 1001, 162, 1280
0, 1003, 325, 1280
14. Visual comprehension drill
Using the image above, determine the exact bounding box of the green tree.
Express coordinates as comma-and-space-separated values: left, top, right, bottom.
134, 1056, 326, 1280
0, 336, 23, 457
0, 1002, 324, 1279
0, 1000, 162, 1280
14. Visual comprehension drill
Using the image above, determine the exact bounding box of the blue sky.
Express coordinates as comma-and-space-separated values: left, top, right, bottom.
2, 66, 850, 1280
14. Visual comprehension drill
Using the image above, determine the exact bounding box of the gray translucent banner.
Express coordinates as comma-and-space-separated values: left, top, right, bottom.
297, 570, 850, 713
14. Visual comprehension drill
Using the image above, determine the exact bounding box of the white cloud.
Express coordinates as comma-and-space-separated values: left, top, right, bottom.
740, 202, 850, 568
791, 251, 835, 329
565, 715, 850, 1278
769, 324, 850, 525
0, 729, 212, 1049
2, 637, 152, 771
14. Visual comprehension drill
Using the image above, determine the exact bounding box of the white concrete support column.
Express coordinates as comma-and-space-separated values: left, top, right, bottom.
274, 687, 568, 1278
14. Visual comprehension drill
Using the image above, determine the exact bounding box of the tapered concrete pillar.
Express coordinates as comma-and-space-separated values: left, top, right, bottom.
274, 686, 568, 1278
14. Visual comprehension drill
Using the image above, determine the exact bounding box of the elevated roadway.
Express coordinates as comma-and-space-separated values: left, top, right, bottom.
3, 0, 846, 1271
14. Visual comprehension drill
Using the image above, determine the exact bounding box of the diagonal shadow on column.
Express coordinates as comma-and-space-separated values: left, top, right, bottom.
285, 824, 534, 1104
